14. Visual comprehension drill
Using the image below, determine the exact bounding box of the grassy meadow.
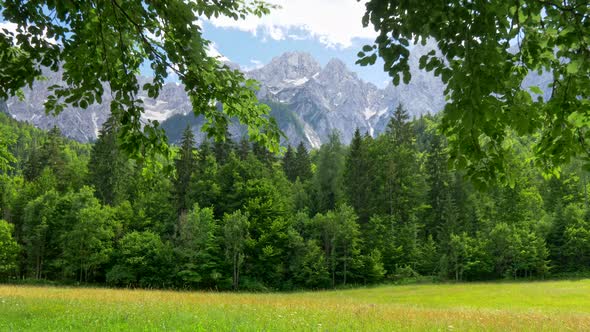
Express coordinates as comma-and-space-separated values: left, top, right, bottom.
1, 280, 589, 331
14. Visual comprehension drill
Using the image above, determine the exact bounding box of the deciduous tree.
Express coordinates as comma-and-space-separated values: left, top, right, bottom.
0, 0, 280, 158
360, 0, 590, 182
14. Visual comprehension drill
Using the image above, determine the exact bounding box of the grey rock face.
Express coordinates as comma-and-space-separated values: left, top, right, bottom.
5, 51, 450, 147
249, 52, 321, 90
6, 70, 190, 142
245, 51, 445, 148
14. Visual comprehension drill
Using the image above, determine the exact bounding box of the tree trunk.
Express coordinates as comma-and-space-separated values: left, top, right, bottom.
343, 247, 348, 286
233, 251, 238, 290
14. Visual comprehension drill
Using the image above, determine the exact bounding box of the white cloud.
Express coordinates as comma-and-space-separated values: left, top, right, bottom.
208, 0, 376, 48
0, 21, 18, 37
242, 59, 264, 71
1, 21, 57, 45
206, 42, 230, 62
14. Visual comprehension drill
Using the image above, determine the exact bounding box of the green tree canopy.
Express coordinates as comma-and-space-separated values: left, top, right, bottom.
0, 219, 19, 278
360, 0, 590, 184
0, 0, 281, 159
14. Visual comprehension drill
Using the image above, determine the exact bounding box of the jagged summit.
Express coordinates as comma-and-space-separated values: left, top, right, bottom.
5, 50, 453, 148
249, 52, 321, 88
324, 58, 347, 72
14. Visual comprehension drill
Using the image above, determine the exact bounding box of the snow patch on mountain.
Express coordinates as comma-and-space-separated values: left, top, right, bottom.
285, 77, 309, 86
303, 123, 322, 149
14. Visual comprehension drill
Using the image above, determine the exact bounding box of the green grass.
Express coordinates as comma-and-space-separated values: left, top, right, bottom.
1, 279, 589, 331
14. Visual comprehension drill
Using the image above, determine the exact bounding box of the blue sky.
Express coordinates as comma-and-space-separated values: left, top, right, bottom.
202, 0, 390, 87
0, 1, 392, 87
203, 21, 390, 87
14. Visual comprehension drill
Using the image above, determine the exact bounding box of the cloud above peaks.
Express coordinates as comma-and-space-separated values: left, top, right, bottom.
207, 0, 376, 48
206, 42, 230, 62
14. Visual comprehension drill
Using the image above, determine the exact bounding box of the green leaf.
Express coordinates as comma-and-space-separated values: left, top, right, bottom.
529, 86, 543, 95
566, 61, 579, 74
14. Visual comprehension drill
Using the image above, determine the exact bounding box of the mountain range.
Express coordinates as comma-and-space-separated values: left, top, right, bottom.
2, 44, 465, 147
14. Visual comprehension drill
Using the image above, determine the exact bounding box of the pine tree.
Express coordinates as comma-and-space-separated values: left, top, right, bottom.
23, 139, 42, 182
237, 136, 250, 160
213, 131, 234, 165
343, 128, 372, 225
89, 116, 131, 205
37, 126, 69, 192
380, 104, 423, 224
199, 140, 213, 164
425, 131, 451, 239
282, 145, 297, 182
252, 141, 276, 167
41, 127, 65, 167
387, 104, 412, 146
174, 126, 196, 216
313, 131, 345, 214
294, 142, 312, 181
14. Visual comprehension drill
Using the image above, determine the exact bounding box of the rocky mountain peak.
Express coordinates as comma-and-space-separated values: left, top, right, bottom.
4, 50, 453, 149
324, 58, 347, 72
249, 51, 321, 87
275, 51, 320, 73
317, 58, 355, 85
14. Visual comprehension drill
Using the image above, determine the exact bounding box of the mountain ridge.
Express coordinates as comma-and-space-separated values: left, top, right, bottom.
4, 47, 449, 147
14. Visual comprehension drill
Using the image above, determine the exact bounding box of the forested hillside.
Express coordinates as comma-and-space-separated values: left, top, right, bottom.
1, 105, 589, 291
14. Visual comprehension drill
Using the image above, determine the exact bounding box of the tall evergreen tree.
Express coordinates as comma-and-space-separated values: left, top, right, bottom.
377, 104, 424, 224
40, 127, 66, 170
213, 131, 235, 165
313, 131, 345, 214
174, 126, 196, 216
387, 104, 412, 146
36, 126, 73, 192
294, 142, 312, 181
343, 128, 372, 225
88, 116, 131, 205
23, 139, 42, 182
198, 140, 213, 164
252, 141, 276, 167
282, 145, 297, 182
237, 136, 251, 160
425, 130, 451, 239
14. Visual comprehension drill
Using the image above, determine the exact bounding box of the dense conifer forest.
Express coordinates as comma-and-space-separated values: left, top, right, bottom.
1, 104, 589, 291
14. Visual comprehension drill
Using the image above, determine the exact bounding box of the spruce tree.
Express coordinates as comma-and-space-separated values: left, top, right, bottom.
313, 131, 345, 214
23, 139, 42, 182
294, 142, 312, 182
199, 140, 213, 164
237, 136, 251, 160
382, 104, 423, 224
282, 145, 297, 182
387, 104, 412, 146
88, 116, 131, 205
213, 131, 234, 165
39, 127, 68, 192
41, 127, 66, 173
343, 128, 372, 225
425, 131, 451, 239
252, 141, 276, 167
174, 126, 196, 215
